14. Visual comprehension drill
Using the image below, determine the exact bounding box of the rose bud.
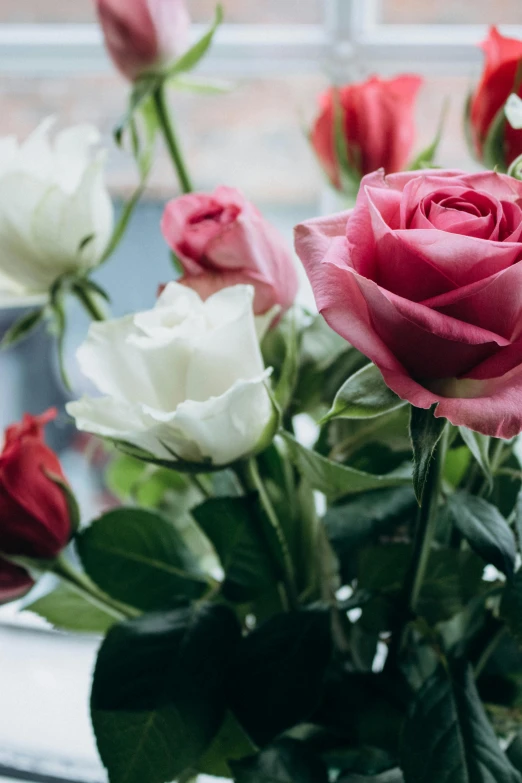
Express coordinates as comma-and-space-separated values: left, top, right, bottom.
95, 0, 191, 82
67, 283, 277, 467
311, 75, 423, 193
295, 169, 522, 440
161, 186, 299, 317
0, 409, 73, 603
468, 26, 522, 170
0, 119, 113, 306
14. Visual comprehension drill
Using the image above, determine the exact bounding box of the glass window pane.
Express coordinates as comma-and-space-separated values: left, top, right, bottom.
1, 73, 324, 207
415, 76, 477, 170
0, 0, 323, 24
382, 0, 522, 25
0, 0, 95, 23
191, 0, 323, 24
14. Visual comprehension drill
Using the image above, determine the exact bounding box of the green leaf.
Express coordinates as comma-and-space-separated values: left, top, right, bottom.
25, 582, 117, 634
446, 491, 516, 578
227, 608, 332, 746
105, 454, 188, 507
501, 571, 522, 645
91, 604, 241, 783
104, 99, 158, 265
409, 405, 446, 505
514, 488, 522, 551
332, 88, 361, 195
322, 363, 405, 423
273, 310, 300, 412
482, 102, 508, 171
324, 487, 416, 583
198, 711, 256, 778
400, 661, 522, 782
408, 97, 448, 170
1, 307, 45, 349
338, 772, 403, 783
114, 78, 158, 148
231, 739, 328, 783
77, 508, 208, 611
508, 732, 522, 772
166, 4, 223, 80
358, 544, 484, 626
192, 496, 276, 598
281, 433, 412, 502
444, 446, 471, 489
315, 670, 406, 755
169, 74, 233, 93
459, 427, 492, 487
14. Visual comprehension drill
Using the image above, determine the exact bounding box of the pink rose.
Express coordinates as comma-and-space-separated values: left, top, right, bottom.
161, 186, 299, 316
95, 0, 190, 82
295, 169, 522, 439
311, 75, 423, 190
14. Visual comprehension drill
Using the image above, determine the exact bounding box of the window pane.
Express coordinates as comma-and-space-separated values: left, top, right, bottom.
382, 0, 522, 24
1, 73, 324, 206
0, 0, 95, 23
416, 76, 477, 170
0, 0, 323, 24
191, 0, 323, 24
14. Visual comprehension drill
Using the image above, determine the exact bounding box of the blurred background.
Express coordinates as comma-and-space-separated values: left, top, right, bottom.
2, 0, 522, 559
1, 2, 522, 780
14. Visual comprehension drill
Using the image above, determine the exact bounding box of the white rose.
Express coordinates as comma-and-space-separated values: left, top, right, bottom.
505, 93, 522, 130
67, 283, 276, 467
0, 118, 113, 303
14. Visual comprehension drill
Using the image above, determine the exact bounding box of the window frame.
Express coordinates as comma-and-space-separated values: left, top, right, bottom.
1, 1, 521, 78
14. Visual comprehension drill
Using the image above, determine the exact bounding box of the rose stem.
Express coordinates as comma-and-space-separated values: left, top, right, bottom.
152, 84, 193, 194
53, 554, 140, 620
235, 458, 299, 611
408, 423, 449, 613
385, 421, 448, 670
72, 285, 107, 322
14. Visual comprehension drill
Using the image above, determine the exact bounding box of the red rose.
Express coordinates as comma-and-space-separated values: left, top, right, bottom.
469, 26, 522, 169
295, 169, 522, 439
0, 409, 72, 602
311, 75, 423, 191
161, 186, 299, 316
95, 0, 190, 82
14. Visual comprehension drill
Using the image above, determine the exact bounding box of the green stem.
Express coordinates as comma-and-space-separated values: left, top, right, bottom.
53, 555, 140, 621
408, 425, 449, 613
191, 474, 212, 500
72, 285, 106, 322
385, 425, 449, 672
153, 86, 193, 194
474, 625, 508, 679
237, 458, 298, 611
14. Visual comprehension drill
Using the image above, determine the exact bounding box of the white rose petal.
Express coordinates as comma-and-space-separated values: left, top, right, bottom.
67, 283, 276, 467
0, 119, 113, 299
505, 93, 522, 130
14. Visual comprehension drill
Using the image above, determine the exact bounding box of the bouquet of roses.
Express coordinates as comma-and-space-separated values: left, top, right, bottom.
4, 2, 522, 782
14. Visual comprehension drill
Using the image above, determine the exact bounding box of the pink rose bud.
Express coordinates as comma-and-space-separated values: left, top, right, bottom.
95, 0, 191, 82
161, 186, 299, 317
311, 75, 423, 191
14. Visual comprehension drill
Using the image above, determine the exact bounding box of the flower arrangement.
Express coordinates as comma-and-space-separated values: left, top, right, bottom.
3, 4, 522, 783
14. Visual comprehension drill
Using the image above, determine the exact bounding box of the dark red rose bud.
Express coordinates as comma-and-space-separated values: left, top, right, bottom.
0, 409, 73, 602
